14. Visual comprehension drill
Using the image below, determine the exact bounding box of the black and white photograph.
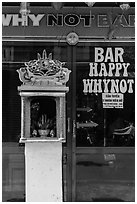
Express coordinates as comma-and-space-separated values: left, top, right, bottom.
2, 1, 135, 202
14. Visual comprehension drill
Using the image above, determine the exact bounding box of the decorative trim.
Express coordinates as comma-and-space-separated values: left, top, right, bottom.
17, 49, 71, 86
20, 138, 65, 143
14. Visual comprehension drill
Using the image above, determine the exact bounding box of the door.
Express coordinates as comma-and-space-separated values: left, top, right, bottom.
68, 42, 135, 202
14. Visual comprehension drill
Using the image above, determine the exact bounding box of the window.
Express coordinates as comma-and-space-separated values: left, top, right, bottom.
2, 41, 68, 142
76, 43, 135, 147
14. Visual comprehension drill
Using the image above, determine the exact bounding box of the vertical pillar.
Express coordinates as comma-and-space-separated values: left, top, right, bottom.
21, 96, 30, 140
21, 96, 26, 140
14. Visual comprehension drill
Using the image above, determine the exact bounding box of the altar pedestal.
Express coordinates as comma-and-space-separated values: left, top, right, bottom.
25, 141, 62, 202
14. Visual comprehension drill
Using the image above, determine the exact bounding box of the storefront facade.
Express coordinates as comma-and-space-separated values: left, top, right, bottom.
2, 2, 135, 202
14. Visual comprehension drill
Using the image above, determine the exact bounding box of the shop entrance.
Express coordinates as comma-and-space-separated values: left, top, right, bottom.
2, 41, 135, 202
66, 42, 135, 202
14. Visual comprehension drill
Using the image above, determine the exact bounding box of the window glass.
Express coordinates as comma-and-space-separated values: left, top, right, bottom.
2, 42, 68, 142
30, 97, 56, 138
76, 43, 135, 147
2, 42, 68, 62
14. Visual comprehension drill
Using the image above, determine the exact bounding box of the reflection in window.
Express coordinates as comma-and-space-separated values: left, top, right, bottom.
106, 94, 135, 147
76, 93, 104, 147
2, 42, 67, 63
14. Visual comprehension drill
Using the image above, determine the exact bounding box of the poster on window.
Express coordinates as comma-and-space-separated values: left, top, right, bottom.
102, 93, 123, 108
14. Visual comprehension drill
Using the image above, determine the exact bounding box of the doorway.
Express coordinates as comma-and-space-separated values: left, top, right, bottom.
66, 42, 135, 202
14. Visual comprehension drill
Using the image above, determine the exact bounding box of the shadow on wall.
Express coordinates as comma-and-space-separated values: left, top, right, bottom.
92, 197, 124, 202
7, 198, 25, 202
7, 197, 124, 202
77, 161, 108, 167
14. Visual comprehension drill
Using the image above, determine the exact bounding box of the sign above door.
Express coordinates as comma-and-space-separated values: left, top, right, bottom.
2, 7, 135, 39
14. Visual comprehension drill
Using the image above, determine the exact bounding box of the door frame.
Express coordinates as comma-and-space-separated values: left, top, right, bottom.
66, 45, 77, 202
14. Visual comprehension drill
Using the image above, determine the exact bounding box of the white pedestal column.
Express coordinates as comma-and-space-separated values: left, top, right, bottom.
25, 141, 63, 202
